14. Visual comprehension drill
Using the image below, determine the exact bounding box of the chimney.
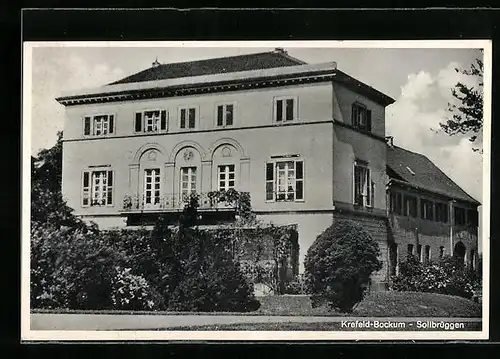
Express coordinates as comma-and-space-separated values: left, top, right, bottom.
152, 58, 161, 68
385, 136, 394, 148
274, 47, 287, 54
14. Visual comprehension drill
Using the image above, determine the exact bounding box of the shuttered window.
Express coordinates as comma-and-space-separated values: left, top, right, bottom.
83, 114, 115, 136
274, 97, 297, 123
81, 169, 114, 207
265, 159, 304, 202
354, 161, 372, 207
135, 110, 167, 133
179, 107, 197, 129
217, 104, 234, 127
352, 103, 372, 132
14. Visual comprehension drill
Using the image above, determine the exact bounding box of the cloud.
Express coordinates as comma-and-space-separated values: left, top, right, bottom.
386, 62, 483, 203
30, 50, 125, 155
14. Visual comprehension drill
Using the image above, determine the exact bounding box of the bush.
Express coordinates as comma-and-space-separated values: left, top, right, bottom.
111, 267, 161, 310
304, 219, 382, 313
164, 226, 260, 312
390, 255, 480, 300
30, 223, 122, 310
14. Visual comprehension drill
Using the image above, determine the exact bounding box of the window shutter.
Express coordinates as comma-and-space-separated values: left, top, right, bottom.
351, 105, 356, 126
160, 110, 167, 131
276, 100, 283, 122
82, 171, 90, 207
84, 117, 91, 135
295, 161, 304, 200
366, 110, 372, 131
189, 108, 196, 128
226, 104, 234, 126
286, 99, 294, 121
135, 112, 142, 132
266, 163, 275, 201
109, 115, 114, 134
180, 109, 186, 128
106, 170, 113, 205
217, 106, 224, 126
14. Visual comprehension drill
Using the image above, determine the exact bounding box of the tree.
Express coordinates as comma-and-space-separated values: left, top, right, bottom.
304, 219, 382, 313
31, 131, 87, 229
440, 57, 484, 152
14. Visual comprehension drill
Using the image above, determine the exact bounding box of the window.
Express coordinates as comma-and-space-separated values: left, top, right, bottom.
83, 114, 115, 136
218, 165, 235, 191
407, 244, 414, 256
424, 245, 431, 263
439, 246, 445, 259
454, 206, 466, 225
274, 97, 296, 123
467, 209, 478, 227
470, 249, 476, 269
390, 192, 403, 215
144, 168, 161, 206
179, 107, 197, 129
435, 202, 448, 223
217, 104, 234, 127
134, 110, 167, 133
82, 169, 114, 207
420, 199, 434, 221
403, 195, 418, 217
180, 167, 197, 196
354, 161, 373, 207
265, 159, 304, 202
417, 244, 422, 262
351, 103, 372, 131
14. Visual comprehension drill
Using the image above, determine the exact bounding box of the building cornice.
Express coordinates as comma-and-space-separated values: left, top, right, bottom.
332, 119, 387, 143
62, 120, 334, 144
56, 64, 338, 106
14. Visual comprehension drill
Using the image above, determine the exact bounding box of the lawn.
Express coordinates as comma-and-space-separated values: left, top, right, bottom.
32, 291, 481, 318
254, 291, 481, 318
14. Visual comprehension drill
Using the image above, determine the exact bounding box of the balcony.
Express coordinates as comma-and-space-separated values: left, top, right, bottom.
121, 192, 238, 213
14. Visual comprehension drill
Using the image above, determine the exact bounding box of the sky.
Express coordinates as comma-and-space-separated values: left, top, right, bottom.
28, 44, 485, 207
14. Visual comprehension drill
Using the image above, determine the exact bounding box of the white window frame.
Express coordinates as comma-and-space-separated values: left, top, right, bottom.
83, 113, 116, 137
178, 105, 199, 130
143, 167, 162, 208
218, 164, 236, 191
265, 158, 304, 203
273, 96, 298, 123
180, 166, 198, 196
134, 109, 168, 134
215, 102, 236, 127
81, 168, 114, 207
353, 161, 373, 207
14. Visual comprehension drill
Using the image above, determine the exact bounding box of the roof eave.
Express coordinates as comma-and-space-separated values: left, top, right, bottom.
333, 70, 395, 107
56, 62, 337, 103
387, 177, 481, 206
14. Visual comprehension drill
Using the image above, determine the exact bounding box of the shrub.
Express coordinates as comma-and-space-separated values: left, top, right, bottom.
30, 223, 121, 310
165, 227, 260, 312
304, 219, 382, 313
111, 267, 161, 310
390, 254, 480, 300
284, 274, 306, 295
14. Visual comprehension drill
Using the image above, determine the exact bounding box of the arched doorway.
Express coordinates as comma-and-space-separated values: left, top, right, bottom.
453, 241, 466, 265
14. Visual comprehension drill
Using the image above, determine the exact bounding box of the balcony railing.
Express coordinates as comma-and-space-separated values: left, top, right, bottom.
121, 192, 237, 212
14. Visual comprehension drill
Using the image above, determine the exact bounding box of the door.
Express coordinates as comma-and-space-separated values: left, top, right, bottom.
144, 168, 161, 209
180, 167, 197, 204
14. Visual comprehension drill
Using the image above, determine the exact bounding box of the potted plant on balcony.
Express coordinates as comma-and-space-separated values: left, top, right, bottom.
123, 195, 133, 210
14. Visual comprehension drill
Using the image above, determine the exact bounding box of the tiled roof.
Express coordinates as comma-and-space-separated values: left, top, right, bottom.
387, 145, 480, 205
110, 49, 306, 85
